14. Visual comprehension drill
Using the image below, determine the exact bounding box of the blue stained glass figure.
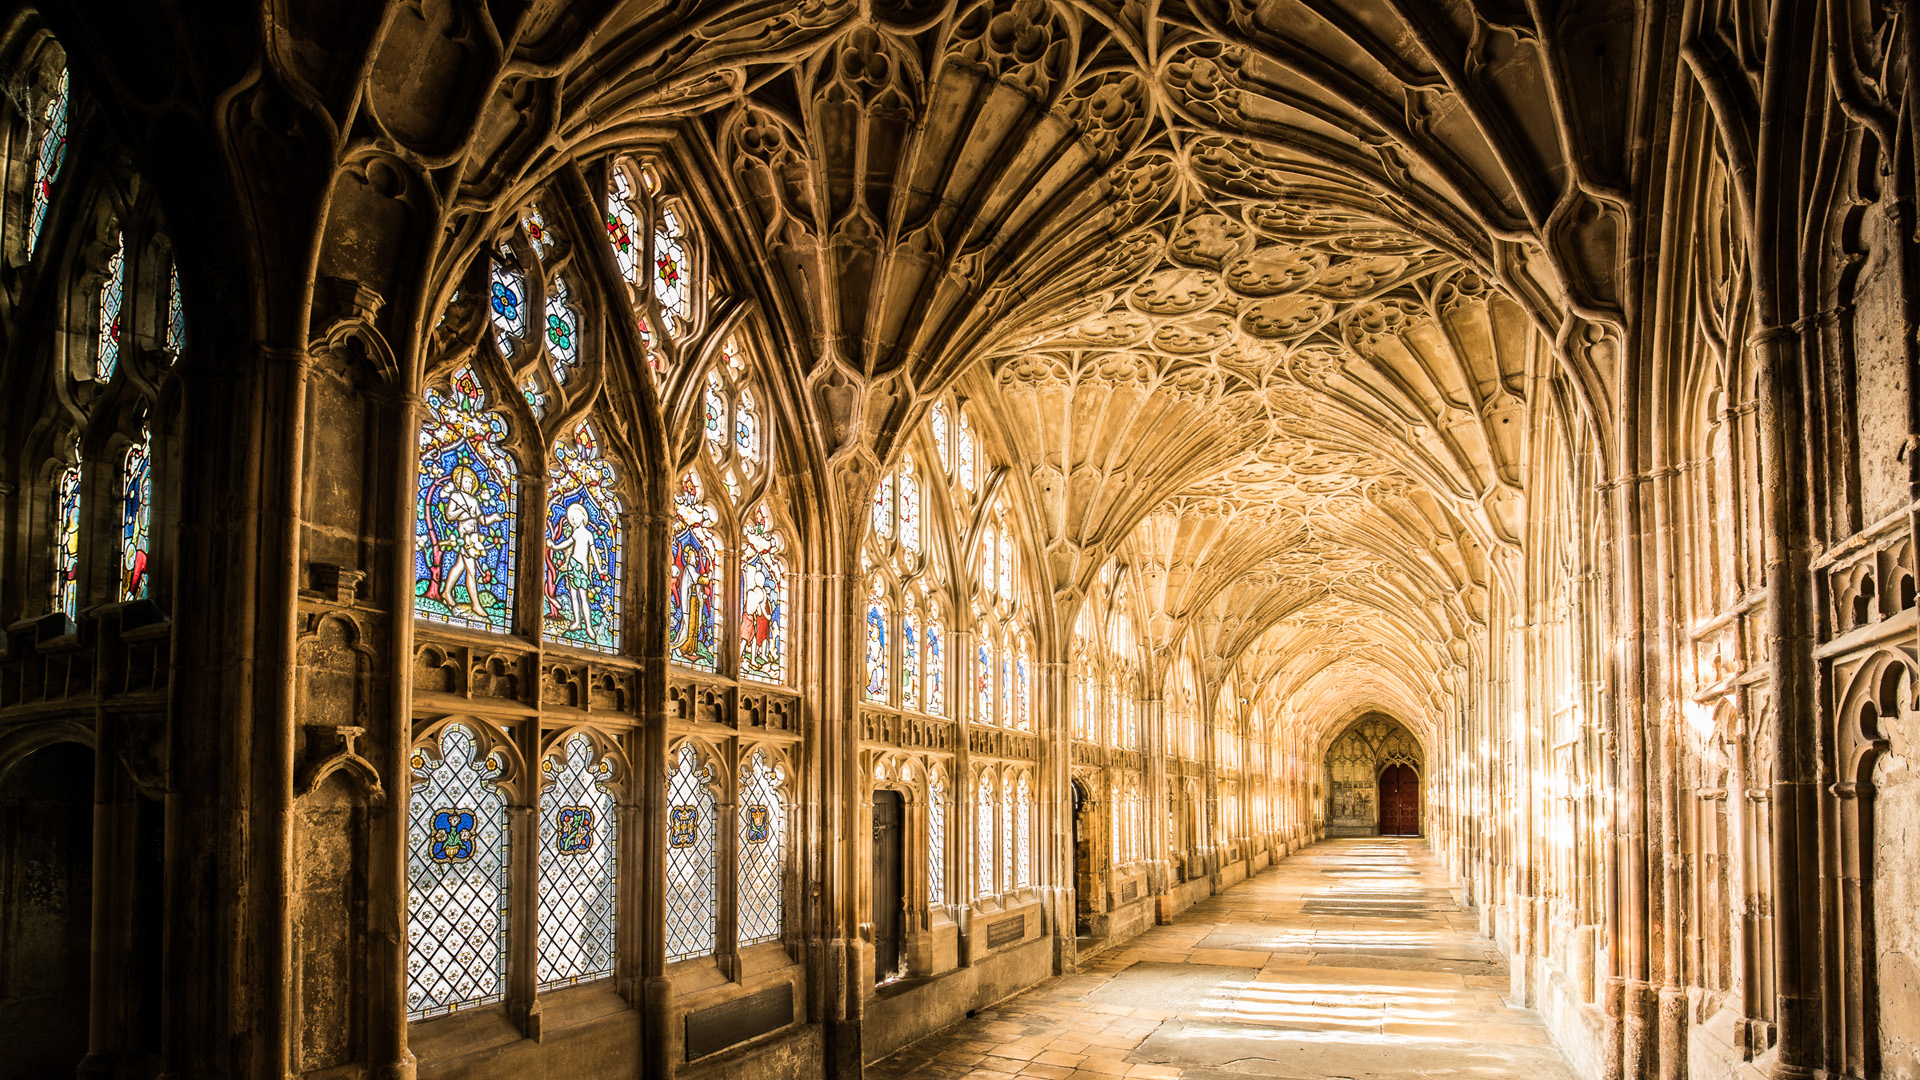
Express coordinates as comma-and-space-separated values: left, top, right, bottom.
864, 594, 889, 703
490, 256, 526, 357
119, 425, 152, 602
669, 473, 721, 671
1016, 644, 1032, 730
414, 365, 518, 633
96, 234, 125, 381
739, 504, 788, 684
901, 612, 920, 712
51, 454, 80, 619
544, 422, 622, 653
27, 68, 67, 256
546, 276, 581, 382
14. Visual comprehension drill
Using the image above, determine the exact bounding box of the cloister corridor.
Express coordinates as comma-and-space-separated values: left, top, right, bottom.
870, 839, 1576, 1080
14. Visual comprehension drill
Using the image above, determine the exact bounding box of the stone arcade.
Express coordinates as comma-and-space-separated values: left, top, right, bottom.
0, 1, 1916, 1079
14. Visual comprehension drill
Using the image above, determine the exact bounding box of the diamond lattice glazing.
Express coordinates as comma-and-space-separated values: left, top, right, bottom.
407, 724, 508, 1017
537, 733, 617, 989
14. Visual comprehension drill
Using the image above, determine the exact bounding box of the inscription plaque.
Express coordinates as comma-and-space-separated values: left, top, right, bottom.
986, 914, 1025, 949
685, 982, 794, 1061
1121, 880, 1139, 902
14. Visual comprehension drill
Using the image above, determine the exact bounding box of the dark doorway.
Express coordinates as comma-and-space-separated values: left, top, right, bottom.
1071, 781, 1092, 935
872, 790, 904, 982
1378, 764, 1420, 836
0, 743, 95, 1079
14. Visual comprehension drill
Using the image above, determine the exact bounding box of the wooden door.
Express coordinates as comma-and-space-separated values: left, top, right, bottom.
1071, 781, 1092, 935
1378, 765, 1420, 836
872, 791, 904, 982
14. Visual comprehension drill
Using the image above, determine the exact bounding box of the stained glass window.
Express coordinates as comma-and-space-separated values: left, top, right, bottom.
51, 453, 80, 619
165, 264, 186, 357
523, 204, 554, 256
928, 772, 946, 906
864, 587, 889, 703
979, 530, 997, 599
653, 206, 690, 327
739, 505, 788, 683
737, 750, 785, 946
415, 366, 518, 633
1000, 784, 1013, 892
665, 744, 717, 961
545, 422, 623, 652
605, 168, 641, 283
95, 234, 125, 382
871, 472, 894, 540
537, 734, 616, 989
997, 520, 1013, 600
976, 774, 994, 897
930, 404, 950, 472
899, 457, 921, 560
546, 276, 581, 382
521, 378, 549, 419
407, 724, 508, 1017
927, 619, 945, 716
957, 410, 977, 493
1000, 649, 1013, 727
901, 611, 920, 712
1016, 642, 1031, 731
1016, 774, 1032, 888
119, 425, 152, 602
976, 636, 992, 725
669, 473, 721, 671
28, 67, 68, 257
734, 387, 759, 469
704, 371, 727, 462
490, 254, 526, 357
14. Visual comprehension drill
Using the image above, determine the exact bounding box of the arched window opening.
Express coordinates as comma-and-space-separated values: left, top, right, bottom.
864, 580, 891, 704
537, 734, 617, 989
1016, 773, 1032, 888
95, 232, 125, 381
603, 160, 702, 372
545, 422, 623, 652
27, 65, 68, 256
737, 750, 786, 946
51, 447, 81, 619
739, 504, 789, 684
545, 275, 581, 383
414, 366, 518, 634
119, 423, 151, 602
669, 473, 722, 671
489, 252, 526, 358
407, 724, 509, 1017
665, 745, 718, 962
975, 773, 994, 898
902, 607, 921, 712
928, 771, 947, 907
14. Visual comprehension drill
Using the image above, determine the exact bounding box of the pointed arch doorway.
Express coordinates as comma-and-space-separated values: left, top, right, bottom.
1378, 764, 1420, 836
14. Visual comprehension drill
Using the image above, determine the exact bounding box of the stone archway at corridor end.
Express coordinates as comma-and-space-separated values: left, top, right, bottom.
1323, 713, 1425, 837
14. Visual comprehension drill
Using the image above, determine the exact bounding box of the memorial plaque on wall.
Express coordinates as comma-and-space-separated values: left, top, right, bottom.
1121, 880, 1139, 902
986, 914, 1025, 949
685, 983, 794, 1061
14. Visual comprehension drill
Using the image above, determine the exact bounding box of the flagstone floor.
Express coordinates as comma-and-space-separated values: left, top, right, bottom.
867, 837, 1579, 1080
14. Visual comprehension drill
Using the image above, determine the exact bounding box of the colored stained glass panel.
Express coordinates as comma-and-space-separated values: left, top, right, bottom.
1001, 789, 1013, 892
864, 596, 889, 703
489, 256, 526, 357
739, 505, 788, 684
119, 425, 151, 602
735, 388, 759, 469
930, 404, 950, 473
737, 751, 784, 946
95, 234, 125, 381
523, 204, 554, 255
703, 372, 727, 462
901, 612, 920, 712
28, 68, 67, 256
871, 473, 894, 540
537, 734, 616, 989
665, 746, 716, 961
544, 423, 622, 652
927, 622, 945, 716
166, 264, 186, 356
51, 456, 80, 619
653, 207, 690, 326
899, 460, 921, 558
669, 473, 722, 671
546, 276, 581, 382
976, 640, 992, 725
606, 169, 641, 283
1016, 645, 1031, 731
414, 365, 518, 633
407, 724, 508, 1017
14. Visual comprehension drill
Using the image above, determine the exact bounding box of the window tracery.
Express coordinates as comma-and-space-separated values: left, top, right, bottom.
665, 744, 718, 962
537, 734, 617, 989
27, 64, 67, 256
414, 365, 519, 634
95, 232, 125, 381
119, 423, 151, 602
545, 422, 623, 652
736, 750, 786, 946
407, 724, 509, 1017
